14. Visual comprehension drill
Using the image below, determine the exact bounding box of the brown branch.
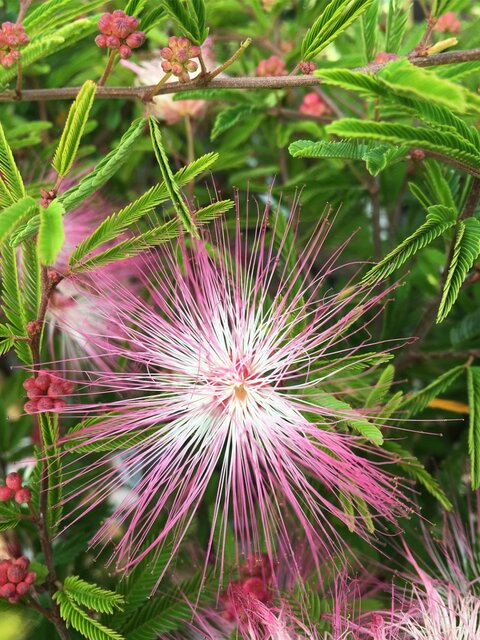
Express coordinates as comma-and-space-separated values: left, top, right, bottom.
0, 48, 479, 103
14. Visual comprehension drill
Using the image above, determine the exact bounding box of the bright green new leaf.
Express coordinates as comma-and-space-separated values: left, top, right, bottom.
0, 121, 25, 207
0, 197, 37, 243
149, 117, 197, 235
64, 576, 125, 615
52, 80, 97, 178
301, 0, 375, 60
38, 200, 65, 266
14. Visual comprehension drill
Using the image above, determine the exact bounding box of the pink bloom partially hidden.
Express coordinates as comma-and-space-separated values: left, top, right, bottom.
299, 92, 332, 117
256, 55, 287, 77
60, 203, 409, 577
434, 12, 461, 34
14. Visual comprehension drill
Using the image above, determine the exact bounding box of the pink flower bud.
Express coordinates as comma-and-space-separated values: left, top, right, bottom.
15, 581, 30, 596
6, 472, 22, 491
47, 383, 64, 398
179, 70, 190, 83
15, 557, 29, 571
26, 386, 42, 400
7, 565, 24, 584
35, 373, 51, 392
186, 60, 198, 72
24, 400, 38, 414
98, 13, 113, 35
37, 397, 54, 412
106, 35, 120, 49
299, 60, 316, 74
125, 31, 145, 49
14, 488, 31, 505
161, 60, 172, 73
118, 45, 132, 59
53, 399, 67, 412
0, 583, 15, 598
95, 34, 108, 48
24, 571, 36, 585
0, 486, 13, 501
111, 11, 135, 39
189, 45, 201, 58
161, 47, 173, 60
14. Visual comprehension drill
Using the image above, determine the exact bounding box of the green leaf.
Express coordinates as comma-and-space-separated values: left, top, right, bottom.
149, 117, 197, 235
327, 119, 480, 175
289, 139, 367, 160
52, 80, 97, 178
363, 205, 457, 283
450, 308, 480, 347
0, 121, 25, 207
385, 0, 410, 53
378, 60, 467, 111
312, 392, 383, 444
365, 365, 395, 408
160, 0, 208, 44
39, 413, 63, 535
384, 441, 452, 509
60, 118, 147, 213
23, 0, 105, 35
0, 243, 30, 363
467, 367, 480, 489
360, 0, 378, 62
315, 67, 384, 97
71, 199, 232, 272
0, 503, 21, 531
69, 152, 218, 264
301, 0, 375, 60
21, 239, 41, 321
54, 591, 126, 640
211, 105, 255, 140
437, 218, 480, 323
0, 197, 38, 244
38, 200, 65, 266
402, 365, 465, 415
363, 144, 408, 175
64, 577, 124, 615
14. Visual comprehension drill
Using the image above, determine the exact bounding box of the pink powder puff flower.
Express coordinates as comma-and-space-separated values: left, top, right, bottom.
299, 92, 332, 117
59, 202, 410, 578
434, 12, 461, 34
355, 493, 480, 640
120, 38, 215, 124
256, 55, 287, 77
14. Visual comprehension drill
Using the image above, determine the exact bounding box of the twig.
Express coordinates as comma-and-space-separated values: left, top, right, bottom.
143, 70, 172, 103
15, 58, 23, 100
205, 37, 252, 81
1, 48, 479, 103
98, 50, 117, 87
17, 0, 34, 22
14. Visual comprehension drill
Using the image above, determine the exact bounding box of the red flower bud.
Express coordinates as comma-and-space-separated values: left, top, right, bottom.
118, 44, 132, 59
97, 13, 113, 35
95, 34, 108, 48
6, 472, 22, 491
37, 397, 54, 412
24, 571, 36, 585
0, 583, 16, 598
125, 32, 145, 49
15, 557, 29, 571
16, 581, 30, 596
35, 373, 51, 392
106, 35, 120, 49
24, 400, 38, 414
15, 488, 31, 504
0, 486, 13, 501
7, 565, 24, 584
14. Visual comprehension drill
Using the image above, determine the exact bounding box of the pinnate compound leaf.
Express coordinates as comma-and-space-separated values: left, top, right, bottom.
52, 80, 97, 178
401, 365, 465, 415
363, 205, 457, 283
0, 121, 25, 207
64, 576, 124, 614
437, 218, 480, 323
54, 590, 126, 640
301, 0, 375, 60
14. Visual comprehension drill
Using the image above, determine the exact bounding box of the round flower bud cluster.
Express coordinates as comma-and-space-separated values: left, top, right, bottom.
299, 60, 316, 75
255, 55, 287, 77
0, 557, 36, 603
0, 473, 31, 504
23, 370, 73, 414
299, 92, 332, 117
0, 22, 29, 69
95, 10, 145, 60
160, 37, 201, 83
221, 554, 272, 622
434, 11, 461, 34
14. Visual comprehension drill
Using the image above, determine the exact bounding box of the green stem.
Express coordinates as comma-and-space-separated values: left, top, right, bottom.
143, 70, 172, 102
